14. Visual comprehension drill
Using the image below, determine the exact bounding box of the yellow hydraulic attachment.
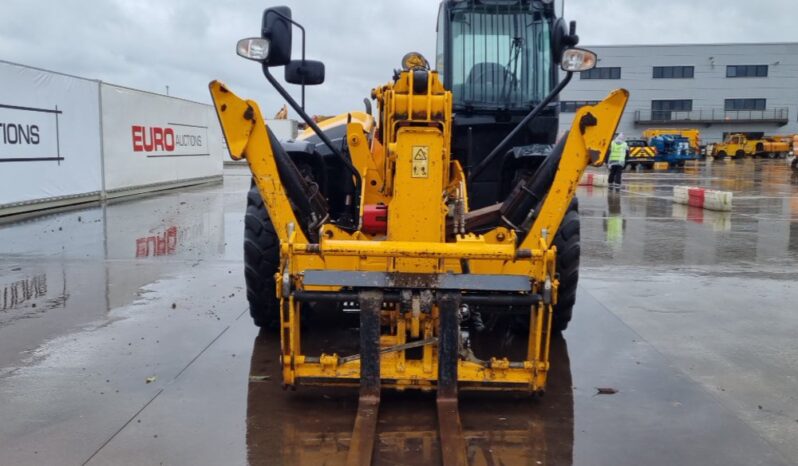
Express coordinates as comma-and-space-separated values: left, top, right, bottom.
211, 72, 626, 391
211, 68, 626, 465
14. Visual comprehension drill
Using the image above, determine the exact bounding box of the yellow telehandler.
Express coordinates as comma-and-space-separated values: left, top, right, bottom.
210, 3, 627, 464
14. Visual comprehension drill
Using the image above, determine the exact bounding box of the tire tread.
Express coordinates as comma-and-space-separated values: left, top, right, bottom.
244, 184, 280, 328
551, 199, 580, 332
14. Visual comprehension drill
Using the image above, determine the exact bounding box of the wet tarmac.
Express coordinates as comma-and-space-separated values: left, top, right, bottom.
0, 160, 796, 465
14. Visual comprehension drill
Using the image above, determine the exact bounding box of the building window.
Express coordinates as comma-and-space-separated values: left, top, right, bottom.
651, 99, 692, 120
653, 66, 694, 79
726, 65, 768, 78
725, 98, 766, 111
652, 100, 693, 111
580, 67, 621, 80
560, 100, 599, 113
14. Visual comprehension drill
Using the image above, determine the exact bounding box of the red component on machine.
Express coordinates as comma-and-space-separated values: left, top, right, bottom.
362, 204, 388, 235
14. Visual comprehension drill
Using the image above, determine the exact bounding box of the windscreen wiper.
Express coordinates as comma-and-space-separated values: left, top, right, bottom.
500, 37, 523, 103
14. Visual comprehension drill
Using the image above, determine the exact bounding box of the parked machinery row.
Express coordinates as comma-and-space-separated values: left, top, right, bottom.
623, 129, 700, 168
621, 128, 797, 169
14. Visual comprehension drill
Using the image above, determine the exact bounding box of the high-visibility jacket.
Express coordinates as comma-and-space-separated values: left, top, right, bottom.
608, 141, 628, 165
607, 216, 623, 244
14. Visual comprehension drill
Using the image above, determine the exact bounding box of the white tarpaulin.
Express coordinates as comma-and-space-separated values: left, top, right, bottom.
0, 61, 102, 206
100, 84, 223, 191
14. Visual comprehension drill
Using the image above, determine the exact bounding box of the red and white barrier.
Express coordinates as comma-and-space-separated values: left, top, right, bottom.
673, 186, 732, 212
579, 172, 609, 187
672, 203, 731, 231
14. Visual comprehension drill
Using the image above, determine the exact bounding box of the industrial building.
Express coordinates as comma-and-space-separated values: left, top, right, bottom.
558, 42, 798, 144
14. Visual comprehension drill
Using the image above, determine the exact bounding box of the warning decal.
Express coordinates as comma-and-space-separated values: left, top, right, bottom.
411, 145, 429, 178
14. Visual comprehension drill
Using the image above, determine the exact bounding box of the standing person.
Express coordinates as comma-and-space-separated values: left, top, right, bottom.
608, 133, 628, 190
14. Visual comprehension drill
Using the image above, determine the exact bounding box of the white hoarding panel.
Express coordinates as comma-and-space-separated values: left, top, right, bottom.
0, 62, 102, 206
265, 119, 298, 140
101, 84, 223, 191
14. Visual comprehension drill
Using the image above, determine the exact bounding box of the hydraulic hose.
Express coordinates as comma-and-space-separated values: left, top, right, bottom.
468, 71, 574, 183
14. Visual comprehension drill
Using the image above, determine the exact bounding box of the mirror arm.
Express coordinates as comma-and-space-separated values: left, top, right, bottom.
468, 71, 574, 183
265, 8, 307, 110
261, 66, 363, 193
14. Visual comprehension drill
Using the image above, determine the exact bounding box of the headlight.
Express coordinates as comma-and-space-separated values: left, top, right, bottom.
561, 48, 597, 72
237, 37, 271, 62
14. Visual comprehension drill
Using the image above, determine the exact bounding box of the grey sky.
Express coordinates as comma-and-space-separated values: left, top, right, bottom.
1, 0, 796, 116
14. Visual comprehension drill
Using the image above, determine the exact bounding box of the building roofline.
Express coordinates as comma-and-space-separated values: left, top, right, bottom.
100, 82, 211, 107
585, 41, 798, 48
0, 59, 99, 83
0, 59, 211, 107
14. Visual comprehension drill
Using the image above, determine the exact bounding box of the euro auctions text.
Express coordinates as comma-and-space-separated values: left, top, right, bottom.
131, 125, 205, 155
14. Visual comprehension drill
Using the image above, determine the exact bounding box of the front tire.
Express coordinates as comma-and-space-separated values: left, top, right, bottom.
244, 183, 280, 328
551, 199, 580, 332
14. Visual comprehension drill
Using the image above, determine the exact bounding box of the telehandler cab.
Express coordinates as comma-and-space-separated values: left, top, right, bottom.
210, 2, 627, 464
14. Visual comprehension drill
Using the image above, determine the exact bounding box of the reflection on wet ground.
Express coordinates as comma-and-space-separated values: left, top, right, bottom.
0, 173, 244, 371
0, 160, 797, 465
247, 317, 574, 466
0, 168, 253, 465
246, 287, 790, 465
579, 158, 798, 462
580, 159, 798, 268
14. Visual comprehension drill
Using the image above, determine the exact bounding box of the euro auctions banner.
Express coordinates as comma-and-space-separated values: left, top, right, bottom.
0, 105, 57, 161
101, 84, 223, 191
130, 124, 206, 156
0, 61, 102, 206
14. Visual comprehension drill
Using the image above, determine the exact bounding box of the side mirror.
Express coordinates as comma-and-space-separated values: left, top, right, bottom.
260, 6, 292, 67
552, 18, 579, 64
285, 60, 325, 86
561, 48, 597, 72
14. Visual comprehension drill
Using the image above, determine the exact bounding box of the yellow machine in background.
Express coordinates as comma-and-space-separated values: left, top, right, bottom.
215, 4, 627, 465
712, 133, 792, 159
792, 136, 798, 170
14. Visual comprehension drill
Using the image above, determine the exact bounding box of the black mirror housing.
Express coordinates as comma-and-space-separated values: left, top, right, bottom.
285, 60, 325, 86
261, 6, 292, 67
551, 18, 579, 64
551, 18, 567, 64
